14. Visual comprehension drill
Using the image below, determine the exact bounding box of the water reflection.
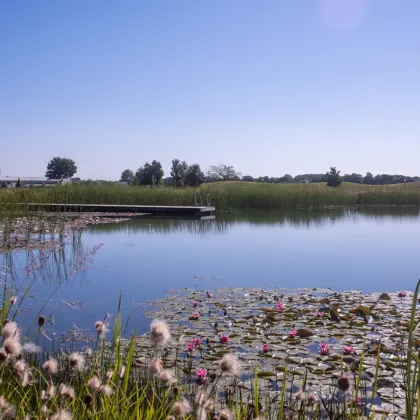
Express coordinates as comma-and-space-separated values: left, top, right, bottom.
88, 208, 420, 236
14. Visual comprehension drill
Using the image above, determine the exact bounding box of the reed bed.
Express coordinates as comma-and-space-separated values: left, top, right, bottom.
1, 182, 420, 214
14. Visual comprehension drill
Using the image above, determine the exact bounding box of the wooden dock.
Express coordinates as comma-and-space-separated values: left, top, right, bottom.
25, 203, 216, 216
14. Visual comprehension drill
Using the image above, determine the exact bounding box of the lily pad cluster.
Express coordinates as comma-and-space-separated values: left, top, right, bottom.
138, 287, 416, 417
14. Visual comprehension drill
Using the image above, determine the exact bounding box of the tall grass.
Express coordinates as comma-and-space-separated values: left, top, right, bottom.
2, 181, 420, 213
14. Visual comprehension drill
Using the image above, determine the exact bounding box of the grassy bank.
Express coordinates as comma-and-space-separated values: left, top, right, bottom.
1, 181, 420, 212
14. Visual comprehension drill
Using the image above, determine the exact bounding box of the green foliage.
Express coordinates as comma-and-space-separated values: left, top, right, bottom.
327, 167, 342, 187
185, 163, 205, 186
2, 182, 420, 214
206, 164, 241, 182
45, 157, 77, 181
0, 181, 7, 189
119, 169, 134, 183
170, 159, 188, 187
135, 160, 164, 185
15, 178, 22, 188
343, 173, 363, 183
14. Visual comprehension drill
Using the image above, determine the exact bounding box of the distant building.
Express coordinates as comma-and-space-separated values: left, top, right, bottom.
0, 176, 71, 189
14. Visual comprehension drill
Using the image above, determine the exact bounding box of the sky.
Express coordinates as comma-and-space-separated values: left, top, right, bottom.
1, 0, 419, 180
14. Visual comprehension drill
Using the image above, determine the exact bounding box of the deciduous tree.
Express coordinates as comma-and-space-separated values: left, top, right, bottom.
135, 160, 164, 185
45, 157, 77, 182
120, 169, 134, 184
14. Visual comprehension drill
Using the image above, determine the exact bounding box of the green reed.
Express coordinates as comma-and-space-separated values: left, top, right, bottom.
2, 182, 420, 214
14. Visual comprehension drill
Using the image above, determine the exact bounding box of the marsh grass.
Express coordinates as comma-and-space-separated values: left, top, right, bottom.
2, 181, 420, 213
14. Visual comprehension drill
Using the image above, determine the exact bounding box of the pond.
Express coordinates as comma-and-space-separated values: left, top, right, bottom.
2, 208, 420, 337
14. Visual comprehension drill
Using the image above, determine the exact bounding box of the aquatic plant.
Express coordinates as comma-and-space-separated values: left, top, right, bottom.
319, 342, 330, 355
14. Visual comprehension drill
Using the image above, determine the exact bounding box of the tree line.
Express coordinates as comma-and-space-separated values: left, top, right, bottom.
120, 160, 419, 187
4, 158, 415, 188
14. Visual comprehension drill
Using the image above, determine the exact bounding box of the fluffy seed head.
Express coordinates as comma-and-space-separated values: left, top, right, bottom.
69, 352, 85, 371
149, 319, 171, 346
23, 343, 41, 353
219, 353, 240, 376
4, 338, 22, 356
13, 360, 26, 374
150, 357, 163, 374
99, 385, 114, 396
46, 385, 56, 398
1, 322, 20, 340
42, 358, 58, 375
95, 321, 106, 334
118, 365, 126, 379
20, 369, 32, 387
172, 397, 192, 418
88, 375, 101, 391
0, 396, 10, 409
158, 370, 174, 384
59, 384, 75, 399
2, 406, 16, 419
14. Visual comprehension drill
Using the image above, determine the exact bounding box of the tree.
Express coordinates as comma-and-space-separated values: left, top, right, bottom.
278, 174, 294, 183
15, 178, 22, 188
241, 175, 254, 182
120, 169, 134, 184
327, 167, 342, 187
0, 181, 7, 189
185, 164, 205, 186
205, 164, 241, 182
135, 160, 164, 185
170, 159, 189, 187
45, 157, 77, 182
343, 173, 363, 184
363, 172, 375, 185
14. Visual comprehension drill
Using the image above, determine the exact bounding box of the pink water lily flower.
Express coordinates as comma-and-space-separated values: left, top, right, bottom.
191, 313, 199, 320
276, 302, 285, 313
192, 337, 201, 347
343, 345, 355, 355
319, 342, 330, 355
288, 330, 297, 338
220, 335, 229, 344
316, 311, 324, 318
398, 291, 407, 298
262, 343, 270, 353
186, 342, 194, 352
193, 301, 199, 308
195, 368, 207, 383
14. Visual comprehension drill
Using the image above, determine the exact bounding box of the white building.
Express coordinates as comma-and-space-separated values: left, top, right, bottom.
0, 176, 71, 189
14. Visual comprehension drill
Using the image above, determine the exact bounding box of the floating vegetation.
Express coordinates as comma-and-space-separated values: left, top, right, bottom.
139, 286, 418, 417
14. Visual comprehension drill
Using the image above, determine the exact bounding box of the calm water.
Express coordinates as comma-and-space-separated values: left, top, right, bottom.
3, 208, 420, 336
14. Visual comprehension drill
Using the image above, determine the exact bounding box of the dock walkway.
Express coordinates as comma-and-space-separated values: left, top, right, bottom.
25, 203, 215, 216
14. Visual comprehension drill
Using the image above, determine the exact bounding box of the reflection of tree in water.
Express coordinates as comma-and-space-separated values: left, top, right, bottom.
87, 207, 420, 236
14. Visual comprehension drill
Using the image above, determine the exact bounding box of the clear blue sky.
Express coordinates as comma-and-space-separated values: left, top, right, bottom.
1, 0, 419, 180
